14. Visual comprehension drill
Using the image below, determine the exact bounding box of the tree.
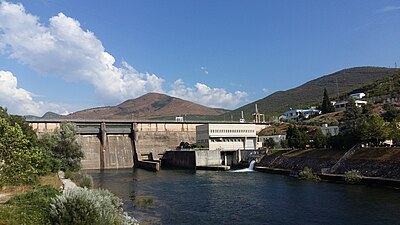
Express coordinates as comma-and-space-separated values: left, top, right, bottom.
264, 138, 276, 149
321, 88, 335, 114
0, 107, 38, 146
382, 103, 400, 122
389, 118, 400, 145
0, 118, 43, 185
286, 125, 309, 149
341, 98, 363, 131
39, 122, 84, 172
359, 115, 390, 146
314, 129, 327, 149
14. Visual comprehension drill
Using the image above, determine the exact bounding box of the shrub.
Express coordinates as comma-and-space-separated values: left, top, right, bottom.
0, 185, 60, 225
38, 122, 84, 172
344, 170, 362, 184
79, 174, 94, 189
63, 172, 93, 188
50, 188, 138, 225
299, 167, 320, 181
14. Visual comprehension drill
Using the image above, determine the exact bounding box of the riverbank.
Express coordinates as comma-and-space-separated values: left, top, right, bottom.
256, 147, 400, 187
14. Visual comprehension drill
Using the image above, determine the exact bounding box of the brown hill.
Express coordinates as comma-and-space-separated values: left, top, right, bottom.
63, 92, 227, 120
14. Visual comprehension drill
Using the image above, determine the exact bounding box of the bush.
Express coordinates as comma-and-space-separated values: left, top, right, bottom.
344, 170, 362, 184
38, 122, 84, 172
50, 188, 138, 225
299, 167, 320, 181
0, 185, 60, 225
63, 172, 93, 188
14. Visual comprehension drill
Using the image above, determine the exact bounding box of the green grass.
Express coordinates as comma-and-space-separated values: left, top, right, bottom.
0, 185, 60, 225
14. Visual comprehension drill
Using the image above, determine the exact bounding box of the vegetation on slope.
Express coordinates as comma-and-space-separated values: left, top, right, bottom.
221, 67, 400, 121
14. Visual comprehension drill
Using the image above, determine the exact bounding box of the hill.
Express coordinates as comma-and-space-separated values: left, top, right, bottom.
63, 92, 229, 120
25, 111, 61, 120
222, 67, 400, 121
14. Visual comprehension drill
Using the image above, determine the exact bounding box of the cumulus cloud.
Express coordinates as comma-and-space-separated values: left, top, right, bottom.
0, 1, 164, 103
0, 1, 247, 109
0, 70, 68, 115
168, 79, 247, 109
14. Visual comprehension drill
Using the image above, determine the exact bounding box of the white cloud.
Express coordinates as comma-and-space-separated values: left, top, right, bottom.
0, 1, 164, 103
0, 70, 68, 115
168, 79, 247, 109
377, 6, 400, 13
200, 66, 209, 75
262, 88, 269, 93
0, 1, 247, 110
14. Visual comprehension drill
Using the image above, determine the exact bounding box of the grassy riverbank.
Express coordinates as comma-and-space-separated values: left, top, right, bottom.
0, 173, 61, 225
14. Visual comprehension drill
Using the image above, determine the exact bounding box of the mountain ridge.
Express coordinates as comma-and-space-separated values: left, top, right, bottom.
62, 92, 229, 120
221, 66, 400, 121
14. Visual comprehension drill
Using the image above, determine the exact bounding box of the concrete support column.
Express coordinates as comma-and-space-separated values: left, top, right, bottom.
100, 122, 107, 169
131, 123, 139, 166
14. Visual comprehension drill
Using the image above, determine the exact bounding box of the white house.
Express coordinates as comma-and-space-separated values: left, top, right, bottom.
196, 123, 257, 150
350, 92, 366, 99
320, 124, 339, 136
279, 109, 321, 121
334, 100, 367, 112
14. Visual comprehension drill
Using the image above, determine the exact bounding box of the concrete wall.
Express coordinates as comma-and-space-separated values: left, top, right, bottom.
77, 135, 101, 170
105, 134, 134, 169
195, 150, 222, 166
136, 123, 198, 160
77, 134, 134, 169
161, 151, 196, 169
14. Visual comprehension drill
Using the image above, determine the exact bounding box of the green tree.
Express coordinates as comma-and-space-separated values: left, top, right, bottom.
0, 118, 43, 185
321, 88, 335, 114
389, 117, 400, 144
0, 107, 38, 146
286, 125, 309, 149
314, 129, 327, 148
382, 103, 400, 122
359, 115, 390, 145
39, 122, 84, 172
264, 138, 276, 149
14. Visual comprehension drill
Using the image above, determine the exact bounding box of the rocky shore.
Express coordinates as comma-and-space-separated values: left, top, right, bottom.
257, 147, 400, 180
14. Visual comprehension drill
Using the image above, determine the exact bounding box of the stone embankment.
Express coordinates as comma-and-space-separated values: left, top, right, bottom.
257, 147, 400, 180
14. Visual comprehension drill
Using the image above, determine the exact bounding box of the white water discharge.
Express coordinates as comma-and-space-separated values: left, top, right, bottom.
232, 160, 256, 172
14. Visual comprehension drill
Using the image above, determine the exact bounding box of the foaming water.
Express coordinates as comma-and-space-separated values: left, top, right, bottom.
232, 160, 256, 172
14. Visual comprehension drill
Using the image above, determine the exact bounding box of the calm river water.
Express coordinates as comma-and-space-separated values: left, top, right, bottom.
89, 168, 400, 225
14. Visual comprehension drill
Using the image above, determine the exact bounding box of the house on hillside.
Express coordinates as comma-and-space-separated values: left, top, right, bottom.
320, 124, 339, 136
279, 108, 321, 122
350, 92, 366, 99
332, 100, 367, 112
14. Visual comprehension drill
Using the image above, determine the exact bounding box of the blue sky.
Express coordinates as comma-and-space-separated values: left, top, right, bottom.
0, 0, 399, 116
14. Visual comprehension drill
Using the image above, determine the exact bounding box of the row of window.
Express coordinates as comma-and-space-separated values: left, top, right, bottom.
198, 138, 245, 143
210, 129, 254, 134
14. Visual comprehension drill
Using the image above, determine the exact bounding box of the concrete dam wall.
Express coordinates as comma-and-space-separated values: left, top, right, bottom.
136, 122, 197, 160
29, 120, 199, 170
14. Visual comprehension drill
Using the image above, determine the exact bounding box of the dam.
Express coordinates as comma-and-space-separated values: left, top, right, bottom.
28, 119, 269, 170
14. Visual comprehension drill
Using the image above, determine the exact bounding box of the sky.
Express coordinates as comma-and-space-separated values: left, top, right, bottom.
0, 0, 400, 116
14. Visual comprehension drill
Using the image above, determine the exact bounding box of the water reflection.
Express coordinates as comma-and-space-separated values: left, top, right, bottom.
89, 168, 400, 225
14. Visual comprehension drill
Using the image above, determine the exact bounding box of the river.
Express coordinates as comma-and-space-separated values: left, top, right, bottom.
89, 168, 400, 225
